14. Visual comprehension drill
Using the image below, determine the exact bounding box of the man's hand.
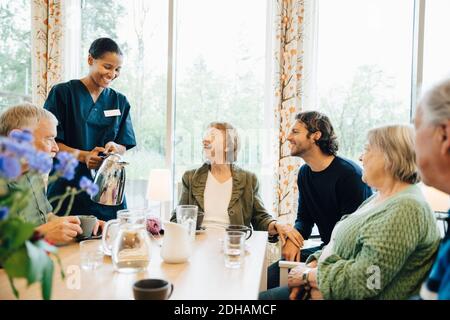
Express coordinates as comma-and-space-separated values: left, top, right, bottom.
93, 219, 105, 236
104, 141, 126, 155
282, 238, 301, 262
85, 147, 105, 169
275, 223, 304, 247
36, 216, 82, 244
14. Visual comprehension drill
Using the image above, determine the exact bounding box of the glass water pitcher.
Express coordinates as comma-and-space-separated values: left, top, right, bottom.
108, 209, 151, 273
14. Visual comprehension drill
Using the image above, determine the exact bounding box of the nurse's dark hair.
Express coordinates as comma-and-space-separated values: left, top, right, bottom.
88, 38, 123, 59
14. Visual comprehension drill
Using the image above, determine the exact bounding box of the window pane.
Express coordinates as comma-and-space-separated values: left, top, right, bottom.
0, 0, 31, 111
174, 0, 272, 206
314, 0, 414, 161
423, 0, 450, 90
81, 0, 168, 208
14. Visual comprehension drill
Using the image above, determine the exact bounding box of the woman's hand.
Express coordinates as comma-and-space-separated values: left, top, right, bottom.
310, 288, 324, 300
289, 287, 301, 300
287, 264, 309, 288
289, 285, 323, 300
307, 259, 318, 268
85, 147, 105, 169
274, 223, 304, 247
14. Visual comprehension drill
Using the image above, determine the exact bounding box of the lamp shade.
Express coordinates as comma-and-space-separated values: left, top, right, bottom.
147, 169, 171, 202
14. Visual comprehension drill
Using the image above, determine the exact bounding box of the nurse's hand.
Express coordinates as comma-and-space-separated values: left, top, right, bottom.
86, 146, 105, 169
104, 141, 126, 155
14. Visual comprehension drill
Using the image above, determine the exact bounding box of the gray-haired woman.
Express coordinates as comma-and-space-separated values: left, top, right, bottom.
172, 122, 302, 245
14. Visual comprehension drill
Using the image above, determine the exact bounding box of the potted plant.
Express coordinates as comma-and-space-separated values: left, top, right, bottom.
0, 130, 98, 299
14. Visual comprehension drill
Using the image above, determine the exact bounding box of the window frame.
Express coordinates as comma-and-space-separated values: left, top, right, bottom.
73, 0, 429, 211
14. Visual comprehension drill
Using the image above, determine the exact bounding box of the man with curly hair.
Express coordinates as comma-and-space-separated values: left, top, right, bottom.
266, 111, 373, 290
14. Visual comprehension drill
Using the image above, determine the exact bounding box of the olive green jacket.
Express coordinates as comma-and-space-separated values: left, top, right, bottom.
171, 163, 275, 231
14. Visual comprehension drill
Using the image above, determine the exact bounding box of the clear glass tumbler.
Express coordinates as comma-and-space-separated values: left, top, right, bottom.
79, 240, 103, 270
176, 205, 198, 242
223, 231, 245, 269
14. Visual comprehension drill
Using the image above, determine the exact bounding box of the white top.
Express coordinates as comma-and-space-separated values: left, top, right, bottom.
203, 171, 233, 227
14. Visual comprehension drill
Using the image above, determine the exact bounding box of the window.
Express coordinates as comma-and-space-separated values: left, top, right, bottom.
3, 0, 440, 215
0, 0, 31, 111
79, 0, 273, 210
80, 0, 168, 208
423, 0, 450, 91
173, 0, 272, 204
311, 0, 415, 161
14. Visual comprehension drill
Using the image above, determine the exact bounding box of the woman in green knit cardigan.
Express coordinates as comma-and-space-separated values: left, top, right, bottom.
287, 125, 441, 300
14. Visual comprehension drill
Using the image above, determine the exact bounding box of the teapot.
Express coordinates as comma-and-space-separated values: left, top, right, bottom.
90, 152, 128, 206
160, 222, 193, 264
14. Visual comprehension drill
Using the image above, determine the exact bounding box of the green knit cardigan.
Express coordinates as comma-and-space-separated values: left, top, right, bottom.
307, 184, 441, 300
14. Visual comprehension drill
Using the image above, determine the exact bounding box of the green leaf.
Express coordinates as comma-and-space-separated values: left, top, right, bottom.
25, 240, 49, 284
41, 256, 54, 300
25, 241, 55, 300
3, 247, 29, 278
0, 217, 35, 250
7, 275, 19, 299
3, 242, 56, 300
53, 252, 65, 279
10, 221, 35, 249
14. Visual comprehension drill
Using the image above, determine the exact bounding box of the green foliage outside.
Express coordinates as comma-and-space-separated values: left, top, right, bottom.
0, 0, 412, 195
0, 0, 31, 110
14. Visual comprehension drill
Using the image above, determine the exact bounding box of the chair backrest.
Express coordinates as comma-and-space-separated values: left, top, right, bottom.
435, 211, 449, 239
176, 181, 182, 202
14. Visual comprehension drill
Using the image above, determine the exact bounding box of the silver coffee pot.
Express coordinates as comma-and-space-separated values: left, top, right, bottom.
90, 153, 128, 206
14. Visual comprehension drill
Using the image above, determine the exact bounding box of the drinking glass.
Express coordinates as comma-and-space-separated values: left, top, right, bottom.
79, 240, 103, 270
176, 205, 198, 242
223, 231, 245, 269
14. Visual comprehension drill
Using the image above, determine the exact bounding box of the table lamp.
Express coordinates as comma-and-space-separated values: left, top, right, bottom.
146, 169, 171, 220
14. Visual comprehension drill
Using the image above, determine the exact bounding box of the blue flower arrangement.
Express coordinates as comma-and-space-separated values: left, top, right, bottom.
0, 130, 98, 299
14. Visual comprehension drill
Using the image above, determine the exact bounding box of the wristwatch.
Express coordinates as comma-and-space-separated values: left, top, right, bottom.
302, 268, 312, 288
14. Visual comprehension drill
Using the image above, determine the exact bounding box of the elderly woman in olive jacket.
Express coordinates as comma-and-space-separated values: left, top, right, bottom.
171, 122, 301, 245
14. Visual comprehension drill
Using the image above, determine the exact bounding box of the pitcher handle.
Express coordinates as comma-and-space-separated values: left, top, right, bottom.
102, 218, 119, 255
168, 283, 174, 299
246, 227, 253, 240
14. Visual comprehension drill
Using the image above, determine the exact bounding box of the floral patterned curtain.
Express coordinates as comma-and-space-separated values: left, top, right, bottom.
31, 0, 63, 108
272, 0, 305, 224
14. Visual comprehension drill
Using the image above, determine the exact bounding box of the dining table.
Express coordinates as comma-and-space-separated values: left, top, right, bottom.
0, 226, 269, 300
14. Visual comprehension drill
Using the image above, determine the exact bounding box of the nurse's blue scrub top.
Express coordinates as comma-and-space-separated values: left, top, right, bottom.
44, 79, 136, 221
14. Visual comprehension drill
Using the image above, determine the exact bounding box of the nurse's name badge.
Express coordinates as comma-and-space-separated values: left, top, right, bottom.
104, 109, 121, 117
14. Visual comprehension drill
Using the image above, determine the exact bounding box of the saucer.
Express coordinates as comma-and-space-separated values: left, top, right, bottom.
76, 234, 102, 242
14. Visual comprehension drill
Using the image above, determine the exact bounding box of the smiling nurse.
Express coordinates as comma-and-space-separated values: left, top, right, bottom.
44, 38, 136, 221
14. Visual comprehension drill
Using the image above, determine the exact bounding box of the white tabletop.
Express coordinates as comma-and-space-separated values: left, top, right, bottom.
0, 227, 268, 300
